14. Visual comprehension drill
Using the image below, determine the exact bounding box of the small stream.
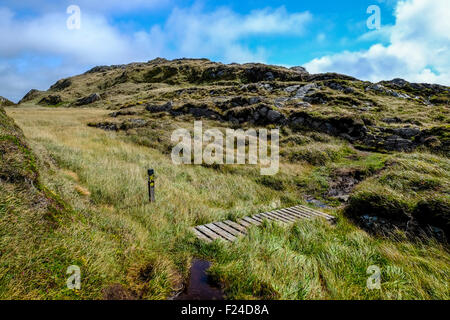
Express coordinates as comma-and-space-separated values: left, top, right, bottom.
175, 259, 224, 300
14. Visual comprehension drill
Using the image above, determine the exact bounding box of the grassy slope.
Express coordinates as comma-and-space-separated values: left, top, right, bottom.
4, 58, 449, 299
20, 59, 448, 136
347, 153, 450, 231
4, 106, 449, 300
0, 106, 77, 299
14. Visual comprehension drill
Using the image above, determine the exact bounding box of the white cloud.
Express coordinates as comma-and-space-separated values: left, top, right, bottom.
0, 5, 312, 102
0, 8, 161, 64
0, 0, 171, 13
305, 0, 450, 85
0, 7, 165, 101
0, 5, 311, 64
157, 5, 312, 63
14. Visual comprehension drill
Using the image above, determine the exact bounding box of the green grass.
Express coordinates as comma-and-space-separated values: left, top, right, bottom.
2, 106, 449, 300
347, 152, 450, 226
205, 218, 449, 299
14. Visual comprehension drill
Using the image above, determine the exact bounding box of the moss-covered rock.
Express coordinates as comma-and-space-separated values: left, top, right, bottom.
412, 197, 450, 237
345, 152, 450, 239
345, 186, 412, 223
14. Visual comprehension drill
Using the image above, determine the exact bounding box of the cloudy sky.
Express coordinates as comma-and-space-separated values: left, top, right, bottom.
0, 0, 449, 102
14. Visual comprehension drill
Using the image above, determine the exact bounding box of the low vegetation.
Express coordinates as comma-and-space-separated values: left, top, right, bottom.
346, 152, 449, 238
2, 58, 449, 300
2, 106, 448, 300
0, 106, 74, 298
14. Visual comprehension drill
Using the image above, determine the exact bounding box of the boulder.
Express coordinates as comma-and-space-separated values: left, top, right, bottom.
389, 78, 409, 87
294, 83, 317, 99
274, 97, 289, 108
264, 72, 275, 81
384, 135, 414, 151
325, 81, 354, 94
258, 106, 269, 117
76, 93, 101, 106
50, 78, 72, 91
366, 84, 385, 93
38, 95, 62, 105
284, 85, 300, 93
392, 127, 421, 139
248, 97, 261, 105
290, 66, 309, 74
266, 110, 284, 122
146, 101, 173, 113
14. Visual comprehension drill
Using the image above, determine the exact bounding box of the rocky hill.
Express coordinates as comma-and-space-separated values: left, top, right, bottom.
3, 58, 450, 299
20, 58, 449, 154
16, 58, 450, 240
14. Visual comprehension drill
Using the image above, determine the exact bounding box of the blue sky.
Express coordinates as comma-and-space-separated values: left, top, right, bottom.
0, 0, 448, 102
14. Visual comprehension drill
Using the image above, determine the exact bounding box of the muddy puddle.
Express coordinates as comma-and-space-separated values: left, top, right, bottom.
174, 259, 224, 300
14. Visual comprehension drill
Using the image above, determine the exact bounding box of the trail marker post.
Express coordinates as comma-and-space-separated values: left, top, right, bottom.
148, 169, 155, 202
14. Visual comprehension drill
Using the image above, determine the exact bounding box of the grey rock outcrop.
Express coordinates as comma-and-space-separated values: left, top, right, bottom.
38, 95, 62, 105
76, 93, 101, 106
19, 89, 42, 104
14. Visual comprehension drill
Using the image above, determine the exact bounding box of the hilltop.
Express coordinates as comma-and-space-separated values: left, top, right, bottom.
19, 58, 449, 154
0, 96, 15, 107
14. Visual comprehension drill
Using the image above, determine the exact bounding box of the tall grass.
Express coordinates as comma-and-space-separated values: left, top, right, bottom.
3, 106, 449, 300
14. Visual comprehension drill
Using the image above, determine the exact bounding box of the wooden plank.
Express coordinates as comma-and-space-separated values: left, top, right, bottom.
279, 210, 304, 221
289, 206, 319, 218
223, 220, 248, 234
255, 213, 282, 223
263, 211, 293, 223
196, 225, 224, 242
236, 219, 253, 228
281, 208, 311, 219
247, 216, 263, 225
270, 210, 298, 222
297, 205, 331, 219
192, 228, 212, 243
242, 216, 262, 226
251, 215, 266, 223
205, 223, 236, 242
294, 206, 335, 222
285, 206, 335, 223
214, 222, 244, 237
257, 212, 279, 222
295, 206, 334, 220
193, 206, 336, 242
276, 208, 305, 220
294, 207, 330, 220
284, 207, 312, 217
266, 211, 293, 223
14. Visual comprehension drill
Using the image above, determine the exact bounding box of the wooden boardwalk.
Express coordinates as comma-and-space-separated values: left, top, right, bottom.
192, 205, 335, 243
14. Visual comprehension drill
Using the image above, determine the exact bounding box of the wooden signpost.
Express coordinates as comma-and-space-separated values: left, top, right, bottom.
148, 169, 155, 202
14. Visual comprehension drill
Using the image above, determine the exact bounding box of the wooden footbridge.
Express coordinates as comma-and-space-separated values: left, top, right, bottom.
192, 205, 336, 243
